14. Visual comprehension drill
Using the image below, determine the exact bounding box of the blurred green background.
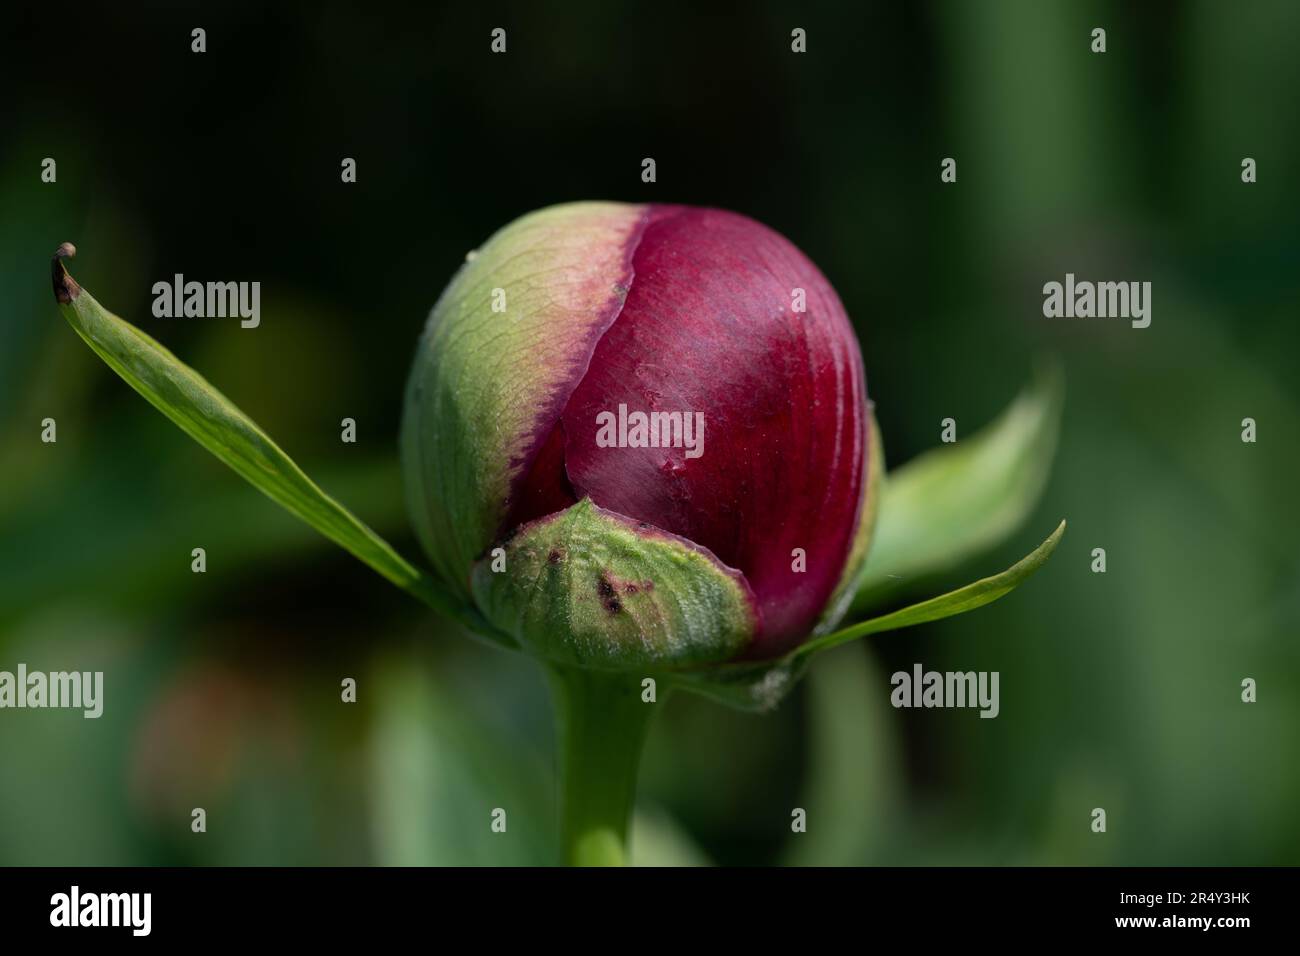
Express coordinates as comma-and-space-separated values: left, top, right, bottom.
1, 0, 1297, 865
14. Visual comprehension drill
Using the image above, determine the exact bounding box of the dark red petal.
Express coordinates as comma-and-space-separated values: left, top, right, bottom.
503, 420, 576, 534
560, 206, 868, 655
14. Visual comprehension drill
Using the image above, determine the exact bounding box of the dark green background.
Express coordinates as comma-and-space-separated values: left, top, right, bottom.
1, 0, 1297, 864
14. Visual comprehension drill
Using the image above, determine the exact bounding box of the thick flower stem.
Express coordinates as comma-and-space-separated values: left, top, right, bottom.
546, 664, 658, 866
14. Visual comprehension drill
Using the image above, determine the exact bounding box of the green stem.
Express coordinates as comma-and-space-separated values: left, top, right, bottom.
546, 664, 659, 866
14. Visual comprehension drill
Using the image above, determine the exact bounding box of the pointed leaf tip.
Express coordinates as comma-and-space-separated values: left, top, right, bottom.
802, 518, 1067, 658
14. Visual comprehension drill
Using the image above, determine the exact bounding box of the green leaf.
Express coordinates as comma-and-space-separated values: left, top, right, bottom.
851, 362, 1063, 614
802, 519, 1064, 656
50, 244, 494, 637
676, 520, 1065, 711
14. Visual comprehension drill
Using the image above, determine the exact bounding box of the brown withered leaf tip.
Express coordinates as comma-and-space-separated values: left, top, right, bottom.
52, 242, 81, 304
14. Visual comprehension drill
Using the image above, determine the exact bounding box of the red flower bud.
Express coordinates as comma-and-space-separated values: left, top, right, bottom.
402, 203, 875, 667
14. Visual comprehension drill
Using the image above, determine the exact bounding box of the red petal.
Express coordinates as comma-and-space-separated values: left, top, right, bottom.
560, 206, 868, 655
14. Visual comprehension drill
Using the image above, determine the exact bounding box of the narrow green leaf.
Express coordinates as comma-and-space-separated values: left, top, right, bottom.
805, 519, 1065, 656
50, 244, 493, 636
676, 521, 1065, 711
852, 362, 1063, 614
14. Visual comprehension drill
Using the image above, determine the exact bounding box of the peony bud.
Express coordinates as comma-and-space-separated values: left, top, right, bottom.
401, 202, 877, 669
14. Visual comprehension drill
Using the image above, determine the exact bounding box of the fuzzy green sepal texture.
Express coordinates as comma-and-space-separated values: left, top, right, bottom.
471, 498, 756, 669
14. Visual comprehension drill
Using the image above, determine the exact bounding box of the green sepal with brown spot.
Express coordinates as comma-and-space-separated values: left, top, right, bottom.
470, 498, 757, 670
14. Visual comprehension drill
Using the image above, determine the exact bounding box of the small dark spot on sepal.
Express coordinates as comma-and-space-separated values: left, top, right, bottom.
597, 575, 622, 614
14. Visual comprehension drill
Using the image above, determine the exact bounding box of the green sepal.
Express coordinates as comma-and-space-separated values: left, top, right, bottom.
470, 498, 757, 670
